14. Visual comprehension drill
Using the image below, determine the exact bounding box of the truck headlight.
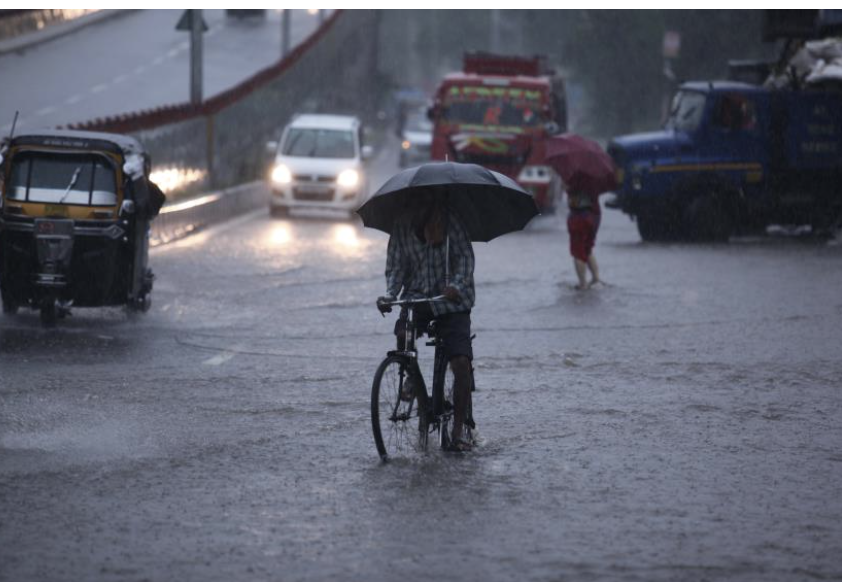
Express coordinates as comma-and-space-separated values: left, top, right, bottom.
337, 169, 359, 188
517, 165, 552, 184
271, 164, 292, 184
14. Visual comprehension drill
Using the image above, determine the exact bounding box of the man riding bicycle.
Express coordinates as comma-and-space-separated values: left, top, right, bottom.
377, 192, 475, 451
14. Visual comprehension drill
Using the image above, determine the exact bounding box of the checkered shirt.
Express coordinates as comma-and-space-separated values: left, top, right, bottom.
385, 211, 475, 316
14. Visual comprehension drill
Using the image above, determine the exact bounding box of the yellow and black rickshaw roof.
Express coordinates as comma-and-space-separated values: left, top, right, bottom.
9, 129, 145, 159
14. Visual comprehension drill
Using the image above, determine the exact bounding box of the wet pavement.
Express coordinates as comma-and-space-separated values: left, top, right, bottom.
2, 152, 842, 581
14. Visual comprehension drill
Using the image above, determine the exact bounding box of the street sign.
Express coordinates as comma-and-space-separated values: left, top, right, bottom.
176, 9, 208, 32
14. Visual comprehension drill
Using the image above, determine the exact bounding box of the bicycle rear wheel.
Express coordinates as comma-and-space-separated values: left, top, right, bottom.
441, 363, 474, 449
371, 355, 428, 460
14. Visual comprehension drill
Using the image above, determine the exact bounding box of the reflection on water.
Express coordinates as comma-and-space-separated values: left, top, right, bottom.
332, 224, 359, 248
270, 223, 293, 246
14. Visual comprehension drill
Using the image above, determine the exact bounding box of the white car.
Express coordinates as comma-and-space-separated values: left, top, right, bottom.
268, 114, 372, 217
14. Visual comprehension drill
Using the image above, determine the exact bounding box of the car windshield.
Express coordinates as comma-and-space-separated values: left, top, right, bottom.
665, 91, 707, 132
442, 84, 546, 129
283, 128, 356, 159
7, 151, 117, 206
404, 111, 432, 133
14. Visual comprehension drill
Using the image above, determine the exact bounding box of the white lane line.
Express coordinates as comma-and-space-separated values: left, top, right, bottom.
133, 64, 147, 75
151, 56, 165, 66
35, 106, 57, 116
167, 48, 179, 58
202, 343, 243, 366
113, 74, 129, 84
91, 83, 108, 94
65, 94, 82, 105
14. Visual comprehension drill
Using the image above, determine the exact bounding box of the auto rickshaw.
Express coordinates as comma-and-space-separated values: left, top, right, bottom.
0, 129, 163, 325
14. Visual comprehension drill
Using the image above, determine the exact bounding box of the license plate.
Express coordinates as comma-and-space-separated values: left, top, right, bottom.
295, 184, 329, 194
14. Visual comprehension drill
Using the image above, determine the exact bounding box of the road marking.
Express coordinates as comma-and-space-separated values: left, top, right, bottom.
91, 83, 108, 94
167, 48, 179, 58
35, 106, 57, 116
202, 344, 243, 366
65, 94, 82, 105
133, 64, 147, 75
151, 56, 165, 66
113, 74, 129, 84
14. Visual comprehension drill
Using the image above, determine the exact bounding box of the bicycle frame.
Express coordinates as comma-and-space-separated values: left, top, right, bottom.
386, 296, 451, 436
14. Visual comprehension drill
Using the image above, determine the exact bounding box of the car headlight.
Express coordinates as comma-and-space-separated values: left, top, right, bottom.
517, 165, 552, 184
337, 169, 359, 188
271, 164, 292, 184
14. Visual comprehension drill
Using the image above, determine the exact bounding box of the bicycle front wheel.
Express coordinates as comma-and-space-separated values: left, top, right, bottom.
371, 355, 428, 461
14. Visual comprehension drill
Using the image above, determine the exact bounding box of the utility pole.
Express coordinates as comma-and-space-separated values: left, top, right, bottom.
190, 9, 203, 104
281, 9, 291, 58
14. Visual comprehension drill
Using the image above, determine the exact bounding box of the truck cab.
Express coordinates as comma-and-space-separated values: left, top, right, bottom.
428, 53, 567, 212
609, 81, 841, 241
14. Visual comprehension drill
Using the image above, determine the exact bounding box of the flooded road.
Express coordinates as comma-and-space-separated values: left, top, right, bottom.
2, 158, 842, 580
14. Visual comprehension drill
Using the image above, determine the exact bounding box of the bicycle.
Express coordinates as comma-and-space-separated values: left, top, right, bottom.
370, 296, 474, 461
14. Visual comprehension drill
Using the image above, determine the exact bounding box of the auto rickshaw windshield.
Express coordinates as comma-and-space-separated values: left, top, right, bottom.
7, 151, 118, 206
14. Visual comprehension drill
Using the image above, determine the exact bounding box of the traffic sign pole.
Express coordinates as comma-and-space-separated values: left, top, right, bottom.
190, 9, 203, 105
281, 10, 291, 58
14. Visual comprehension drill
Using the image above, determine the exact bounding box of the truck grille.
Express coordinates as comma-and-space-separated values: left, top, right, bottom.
454, 152, 523, 176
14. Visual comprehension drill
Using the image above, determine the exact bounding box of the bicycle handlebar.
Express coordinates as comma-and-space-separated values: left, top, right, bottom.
382, 295, 446, 307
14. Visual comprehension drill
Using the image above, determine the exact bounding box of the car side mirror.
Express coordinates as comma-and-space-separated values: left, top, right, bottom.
361, 145, 374, 160
266, 141, 278, 155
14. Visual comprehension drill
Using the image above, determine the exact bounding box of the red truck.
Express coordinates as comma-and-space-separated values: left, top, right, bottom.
428, 52, 568, 211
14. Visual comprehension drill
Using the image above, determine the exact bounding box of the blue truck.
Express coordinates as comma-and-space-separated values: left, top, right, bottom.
608, 81, 842, 241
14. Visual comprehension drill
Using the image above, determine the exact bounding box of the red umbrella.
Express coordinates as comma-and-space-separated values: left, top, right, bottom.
544, 133, 617, 196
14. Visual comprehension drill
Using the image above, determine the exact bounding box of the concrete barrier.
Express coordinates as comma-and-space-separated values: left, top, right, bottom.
150, 181, 267, 246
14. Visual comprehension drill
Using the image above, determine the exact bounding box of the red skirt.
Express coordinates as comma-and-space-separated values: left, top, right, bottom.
567, 211, 600, 261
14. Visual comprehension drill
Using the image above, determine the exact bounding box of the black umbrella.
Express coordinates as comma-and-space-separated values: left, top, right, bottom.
357, 162, 539, 242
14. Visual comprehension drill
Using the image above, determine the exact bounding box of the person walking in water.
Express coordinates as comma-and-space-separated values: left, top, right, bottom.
567, 188, 602, 290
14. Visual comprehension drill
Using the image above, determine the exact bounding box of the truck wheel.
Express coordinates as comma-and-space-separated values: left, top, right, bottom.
636, 214, 675, 242
684, 196, 732, 242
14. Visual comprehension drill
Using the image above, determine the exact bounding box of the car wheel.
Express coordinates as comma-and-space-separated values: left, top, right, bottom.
1, 293, 17, 315
270, 205, 289, 218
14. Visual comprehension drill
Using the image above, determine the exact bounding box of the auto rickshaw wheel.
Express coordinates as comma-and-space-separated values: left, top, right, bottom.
1, 290, 18, 315
40, 297, 57, 327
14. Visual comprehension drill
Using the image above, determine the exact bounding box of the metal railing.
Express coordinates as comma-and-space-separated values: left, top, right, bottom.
150, 181, 268, 246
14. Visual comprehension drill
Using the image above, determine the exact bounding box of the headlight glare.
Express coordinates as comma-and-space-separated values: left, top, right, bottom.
271, 164, 292, 184
337, 169, 359, 188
